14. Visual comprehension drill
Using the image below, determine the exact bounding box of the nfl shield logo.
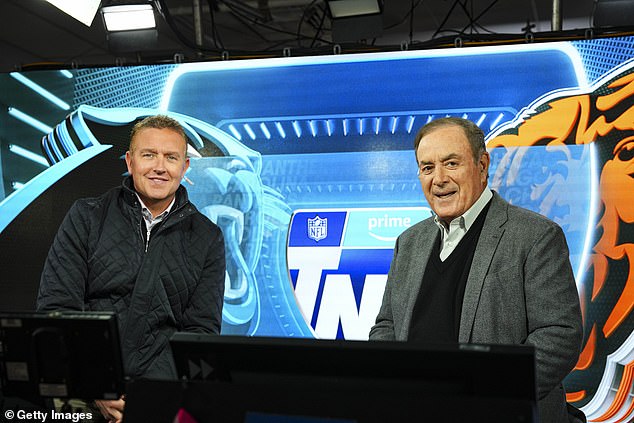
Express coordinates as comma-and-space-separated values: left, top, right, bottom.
307, 216, 327, 242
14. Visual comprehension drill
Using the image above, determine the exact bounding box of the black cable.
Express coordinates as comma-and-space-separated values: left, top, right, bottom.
432, 0, 461, 38
296, 0, 322, 47
310, 4, 328, 47
434, 0, 499, 39
409, 0, 415, 43
221, 0, 271, 43
222, 0, 263, 21
385, 0, 423, 31
207, 0, 225, 50
469, 0, 478, 34
156, 0, 219, 52
454, 0, 476, 34
462, 0, 498, 35
590, 0, 599, 27
220, 0, 332, 45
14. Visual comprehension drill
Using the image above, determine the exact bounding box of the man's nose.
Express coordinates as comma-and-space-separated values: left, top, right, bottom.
433, 166, 448, 184
153, 155, 167, 171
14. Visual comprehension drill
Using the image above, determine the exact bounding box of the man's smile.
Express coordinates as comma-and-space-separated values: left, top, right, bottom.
434, 191, 456, 199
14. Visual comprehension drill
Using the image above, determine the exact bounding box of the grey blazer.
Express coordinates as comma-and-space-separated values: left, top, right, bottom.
369, 191, 583, 423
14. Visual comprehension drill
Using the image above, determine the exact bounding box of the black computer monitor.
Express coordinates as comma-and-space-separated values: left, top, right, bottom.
0, 311, 125, 400
165, 334, 537, 423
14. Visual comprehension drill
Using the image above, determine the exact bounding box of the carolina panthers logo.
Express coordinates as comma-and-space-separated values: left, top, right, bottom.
488, 61, 634, 421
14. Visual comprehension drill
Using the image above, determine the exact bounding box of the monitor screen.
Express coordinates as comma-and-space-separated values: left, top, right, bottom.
167, 333, 536, 422
0, 311, 125, 400
171, 333, 535, 399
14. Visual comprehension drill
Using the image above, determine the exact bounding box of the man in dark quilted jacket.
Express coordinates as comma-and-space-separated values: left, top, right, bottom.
37, 115, 226, 423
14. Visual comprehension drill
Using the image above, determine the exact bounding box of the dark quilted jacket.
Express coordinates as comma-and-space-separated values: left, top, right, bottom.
37, 177, 225, 379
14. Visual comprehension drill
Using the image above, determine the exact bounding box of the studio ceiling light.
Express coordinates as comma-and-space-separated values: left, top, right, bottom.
327, 0, 382, 19
44, 0, 102, 27
102, 3, 156, 32
326, 0, 383, 43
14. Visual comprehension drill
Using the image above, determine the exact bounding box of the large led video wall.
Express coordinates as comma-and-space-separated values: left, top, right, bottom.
1, 36, 633, 421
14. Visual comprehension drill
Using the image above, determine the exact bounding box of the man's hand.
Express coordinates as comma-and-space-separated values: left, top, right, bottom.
95, 397, 125, 423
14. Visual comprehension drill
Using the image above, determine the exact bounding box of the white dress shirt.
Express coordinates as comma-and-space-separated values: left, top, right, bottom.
136, 194, 175, 250
434, 187, 493, 261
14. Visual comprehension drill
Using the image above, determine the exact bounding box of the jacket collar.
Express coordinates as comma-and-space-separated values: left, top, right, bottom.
458, 191, 508, 342
121, 175, 189, 212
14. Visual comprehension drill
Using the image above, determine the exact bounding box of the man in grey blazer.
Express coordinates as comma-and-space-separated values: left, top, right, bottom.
369, 117, 583, 423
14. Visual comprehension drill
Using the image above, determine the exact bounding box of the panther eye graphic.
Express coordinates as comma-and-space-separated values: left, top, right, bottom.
614, 138, 634, 163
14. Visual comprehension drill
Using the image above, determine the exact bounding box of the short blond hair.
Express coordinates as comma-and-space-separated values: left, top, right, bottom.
129, 115, 188, 154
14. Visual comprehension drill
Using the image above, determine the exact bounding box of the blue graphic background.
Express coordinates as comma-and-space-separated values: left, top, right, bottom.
3, 38, 634, 415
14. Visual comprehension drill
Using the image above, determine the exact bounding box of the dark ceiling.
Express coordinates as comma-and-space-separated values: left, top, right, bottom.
0, 0, 608, 73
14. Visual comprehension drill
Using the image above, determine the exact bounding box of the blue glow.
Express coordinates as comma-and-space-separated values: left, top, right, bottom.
0, 145, 111, 234
309, 120, 317, 137
476, 113, 487, 127
11, 182, 25, 190
326, 119, 334, 137
490, 113, 505, 130
244, 123, 256, 140
45, 132, 65, 163
292, 121, 302, 138
10, 72, 70, 110
577, 143, 599, 288
161, 42, 587, 112
275, 122, 286, 139
55, 123, 77, 156
8, 144, 49, 167
390, 117, 398, 134
228, 124, 242, 140
42, 135, 54, 162
374, 117, 381, 135
343, 119, 349, 137
8, 107, 53, 133
59, 70, 73, 79
260, 122, 271, 140
358, 118, 364, 136
406, 116, 415, 134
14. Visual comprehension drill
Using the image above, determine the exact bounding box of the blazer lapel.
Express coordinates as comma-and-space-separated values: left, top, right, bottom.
401, 221, 438, 340
458, 192, 507, 343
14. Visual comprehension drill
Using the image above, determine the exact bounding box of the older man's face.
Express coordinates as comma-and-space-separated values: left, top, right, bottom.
416, 125, 489, 224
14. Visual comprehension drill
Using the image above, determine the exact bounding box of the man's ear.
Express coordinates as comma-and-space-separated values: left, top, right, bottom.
125, 151, 132, 173
480, 151, 490, 178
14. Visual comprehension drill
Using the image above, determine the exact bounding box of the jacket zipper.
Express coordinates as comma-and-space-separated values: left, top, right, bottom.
140, 202, 191, 253
145, 225, 151, 253
138, 219, 147, 253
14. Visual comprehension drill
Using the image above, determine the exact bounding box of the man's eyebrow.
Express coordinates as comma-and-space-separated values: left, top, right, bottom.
418, 153, 461, 165
138, 148, 181, 156
440, 153, 460, 161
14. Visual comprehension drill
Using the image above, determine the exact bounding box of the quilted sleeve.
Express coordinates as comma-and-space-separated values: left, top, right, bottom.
36, 200, 91, 311
180, 223, 226, 334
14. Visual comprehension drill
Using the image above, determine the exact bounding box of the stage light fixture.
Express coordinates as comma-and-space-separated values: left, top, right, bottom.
326, 0, 381, 19
101, 3, 156, 32
593, 0, 634, 28
326, 0, 383, 43
44, 0, 102, 27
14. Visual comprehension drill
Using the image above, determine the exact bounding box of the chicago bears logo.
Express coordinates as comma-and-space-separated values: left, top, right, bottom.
488, 61, 634, 421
